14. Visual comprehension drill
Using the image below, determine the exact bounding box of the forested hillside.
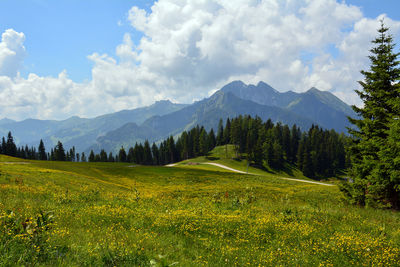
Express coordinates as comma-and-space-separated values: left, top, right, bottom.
1, 115, 349, 179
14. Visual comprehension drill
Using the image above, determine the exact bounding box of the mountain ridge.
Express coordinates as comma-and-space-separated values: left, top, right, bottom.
0, 100, 188, 151
0, 80, 356, 153
87, 90, 317, 153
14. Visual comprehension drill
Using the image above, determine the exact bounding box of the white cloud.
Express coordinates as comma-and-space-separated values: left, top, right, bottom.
0, 29, 26, 77
1, 0, 400, 120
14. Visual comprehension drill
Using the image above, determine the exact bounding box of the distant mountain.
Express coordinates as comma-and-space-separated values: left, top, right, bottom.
1, 80, 356, 154
220, 81, 356, 133
220, 81, 299, 107
0, 118, 15, 126
286, 88, 355, 132
88, 91, 316, 153
0, 100, 187, 151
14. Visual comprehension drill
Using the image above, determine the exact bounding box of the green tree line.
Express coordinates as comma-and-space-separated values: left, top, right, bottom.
1, 116, 349, 179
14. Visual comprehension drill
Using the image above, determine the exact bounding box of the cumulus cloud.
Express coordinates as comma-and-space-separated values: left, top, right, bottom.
120, 0, 400, 106
0, 29, 26, 77
1, 0, 400, 120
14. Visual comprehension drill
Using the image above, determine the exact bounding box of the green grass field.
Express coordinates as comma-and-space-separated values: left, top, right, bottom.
1, 152, 400, 266
174, 145, 312, 179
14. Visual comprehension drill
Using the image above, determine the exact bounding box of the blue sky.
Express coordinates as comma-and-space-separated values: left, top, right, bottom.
0, 0, 152, 81
0, 0, 397, 82
0, 0, 400, 120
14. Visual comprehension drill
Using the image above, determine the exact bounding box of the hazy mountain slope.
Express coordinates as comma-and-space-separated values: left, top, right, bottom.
0, 100, 187, 151
89, 91, 315, 153
286, 89, 354, 133
0, 118, 15, 126
44, 100, 187, 151
0, 119, 63, 144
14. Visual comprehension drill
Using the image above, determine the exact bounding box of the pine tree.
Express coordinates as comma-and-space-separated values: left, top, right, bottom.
152, 143, 159, 165
208, 128, 216, 151
89, 150, 95, 162
108, 152, 114, 162
272, 140, 284, 169
1, 137, 6, 154
346, 22, 400, 209
38, 139, 47, 160
100, 149, 108, 162
290, 125, 300, 163
282, 125, 291, 160
216, 119, 224, 145
199, 128, 208, 156
54, 141, 66, 161
6, 132, 17, 157
223, 118, 231, 144
81, 152, 86, 162
119, 147, 127, 162
143, 140, 153, 165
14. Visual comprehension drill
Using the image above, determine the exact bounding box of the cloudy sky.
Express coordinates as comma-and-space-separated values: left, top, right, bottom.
1, 0, 400, 121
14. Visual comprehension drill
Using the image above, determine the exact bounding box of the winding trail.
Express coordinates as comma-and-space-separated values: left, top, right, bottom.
166, 162, 334, 187
165, 163, 178, 167
203, 162, 248, 174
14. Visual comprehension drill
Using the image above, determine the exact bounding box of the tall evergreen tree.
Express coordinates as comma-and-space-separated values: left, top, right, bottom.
208, 128, 216, 152
1, 137, 6, 154
38, 139, 47, 160
89, 150, 95, 162
119, 147, 127, 162
81, 152, 86, 162
6, 132, 17, 157
199, 128, 208, 156
223, 118, 231, 144
100, 149, 108, 162
345, 22, 400, 209
54, 141, 66, 161
216, 119, 224, 145
108, 152, 114, 162
143, 140, 153, 165
152, 143, 159, 165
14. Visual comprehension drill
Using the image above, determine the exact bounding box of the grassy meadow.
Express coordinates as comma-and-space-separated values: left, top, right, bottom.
1, 151, 400, 266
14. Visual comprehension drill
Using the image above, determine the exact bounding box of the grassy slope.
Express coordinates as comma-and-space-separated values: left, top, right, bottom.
0, 154, 399, 266
174, 144, 308, 179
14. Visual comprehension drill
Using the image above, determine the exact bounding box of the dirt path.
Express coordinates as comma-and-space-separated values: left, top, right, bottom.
166, 161, 334, 187
203, 162, 248, 174
165, 163, 178, 167
279, 177, 335, 186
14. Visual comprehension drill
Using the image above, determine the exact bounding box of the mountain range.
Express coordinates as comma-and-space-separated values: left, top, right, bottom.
0, 81, 356, 153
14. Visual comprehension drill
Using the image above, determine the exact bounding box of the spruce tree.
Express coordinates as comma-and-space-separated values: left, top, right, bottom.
346, 22, 400, 209
100, 149, 108, 162
6, 132, 17, 157
89, 150, 95, 162
38, 139, 47, 160
108, 152, 114, 162
199, 128, 208, 156
143, 140, 153, 165
216, 119, 224, 145
1, 137, 6, 154
119, 147, 127, 162
151, 143, 159, 165
54, 141, 66, 161
81, 152, 86, 162
208, 128, 216, 151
